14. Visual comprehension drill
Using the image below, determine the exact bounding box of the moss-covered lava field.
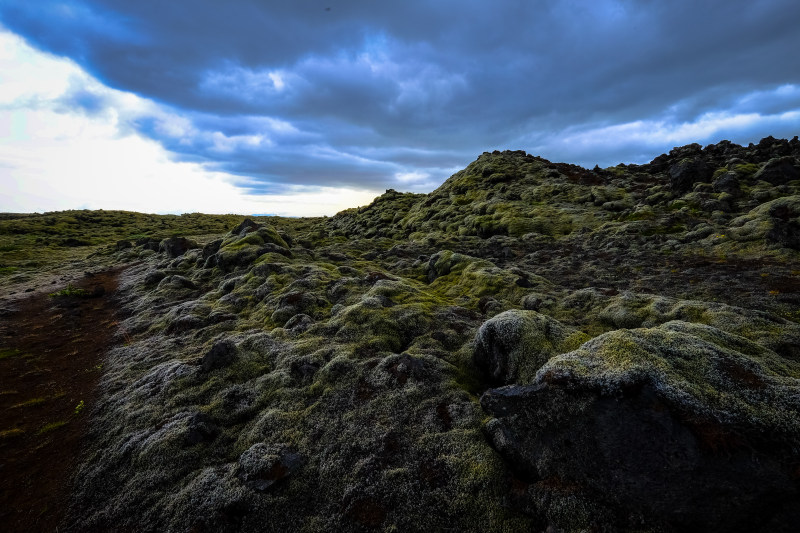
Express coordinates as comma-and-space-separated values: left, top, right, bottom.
2, 136, 800, 532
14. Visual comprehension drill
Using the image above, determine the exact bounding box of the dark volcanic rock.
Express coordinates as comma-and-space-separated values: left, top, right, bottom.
203, 238, 223, 259
755, 157, 799, 185
143, 269, 166, 286
159, 236, 199, 258
712, 171, 741, 195
481, 322, 800, 531
185, 412, 220, 446
481, 381, 797, 531
158, 275, 198, 290
766, 199, 800, 250
669, 155, 712, 193
167, 315, 206, 334
135, 237, 161, 251
236, 443, 302, 492
231, 218, 261, 236
201, 339, 238, 372
284, 313, 315, 333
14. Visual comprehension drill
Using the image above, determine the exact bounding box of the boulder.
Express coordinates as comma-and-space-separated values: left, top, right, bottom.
184, 412, 219, 446
473, 310, 585, 384
669, 155, 712, 193
157, 275, 198, 291
201, 339, 238, 372
481, 322, 800, 531
754, 157, 799, 185
135, 237, 161, 251
202, 238, 223, 259
159, 237, 199, 258
712, 171, 741, 195
766, 199, 800, 250
143, 269, 166, 286
284, 313, 315, 333
271, 292, 322, 325
231, 218, 261, 236
167, 315, 206, 334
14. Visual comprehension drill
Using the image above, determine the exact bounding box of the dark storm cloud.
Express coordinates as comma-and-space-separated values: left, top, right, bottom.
2, 0, 799, 190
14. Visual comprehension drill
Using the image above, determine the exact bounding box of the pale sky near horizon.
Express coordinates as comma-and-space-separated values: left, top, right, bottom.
1, 1, 799, 216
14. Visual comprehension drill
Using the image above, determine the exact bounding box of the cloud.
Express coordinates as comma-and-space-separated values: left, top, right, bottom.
533, 85, 800, 167
0, 30, 381, 214
1, 0, 799, 205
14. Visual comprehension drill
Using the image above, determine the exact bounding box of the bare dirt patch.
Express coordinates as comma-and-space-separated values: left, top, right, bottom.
0, 268, 124, 532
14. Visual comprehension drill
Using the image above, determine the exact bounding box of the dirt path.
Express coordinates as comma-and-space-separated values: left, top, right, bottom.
0, 267, 125, 532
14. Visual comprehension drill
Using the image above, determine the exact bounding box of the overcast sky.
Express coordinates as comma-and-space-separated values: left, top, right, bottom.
1, 0, 799, 215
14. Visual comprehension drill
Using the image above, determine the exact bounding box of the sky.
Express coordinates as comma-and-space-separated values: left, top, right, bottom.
1, 0, 799, 216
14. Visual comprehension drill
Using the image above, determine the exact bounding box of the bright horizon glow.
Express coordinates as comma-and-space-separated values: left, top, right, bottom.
0, 30, 381, 216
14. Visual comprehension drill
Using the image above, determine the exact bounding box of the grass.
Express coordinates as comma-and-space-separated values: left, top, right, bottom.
0, 347, 23, 360
0, 210, 318, 284
49, 283, 92, 298
37, 420, 68, 435
0, 428, 25, 439
11, 397, 47, 408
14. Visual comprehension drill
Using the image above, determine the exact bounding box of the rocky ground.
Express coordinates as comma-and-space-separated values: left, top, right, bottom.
1, 136, 799, 532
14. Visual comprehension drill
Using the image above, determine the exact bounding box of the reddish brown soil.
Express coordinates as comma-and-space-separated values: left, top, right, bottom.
0, 268, 124, 532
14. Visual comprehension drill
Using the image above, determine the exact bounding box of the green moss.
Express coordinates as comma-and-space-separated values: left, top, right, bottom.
0, 428, 25, 439
12, 397, 47, 408
734, 163, 760, 178
624, 209, 655, 221
477, 310, 592, 383
0, 348, 23, 360
24, 146, 800, 532
712, 167, 729, 180
37, 420, 68, 434
541, 322, 800, 435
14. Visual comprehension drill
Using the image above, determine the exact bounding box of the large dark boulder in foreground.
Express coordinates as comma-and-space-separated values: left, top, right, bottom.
480, 321, 800, 531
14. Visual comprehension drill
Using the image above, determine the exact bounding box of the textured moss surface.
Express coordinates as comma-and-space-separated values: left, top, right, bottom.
11, 138, 795, 532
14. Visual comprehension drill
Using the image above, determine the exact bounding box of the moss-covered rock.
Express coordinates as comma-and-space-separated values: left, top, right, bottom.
474, 310, 589, 384
482, 320, 800, 531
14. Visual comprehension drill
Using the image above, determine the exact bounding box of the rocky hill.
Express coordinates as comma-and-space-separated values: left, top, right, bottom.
6, 136, 800, 532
